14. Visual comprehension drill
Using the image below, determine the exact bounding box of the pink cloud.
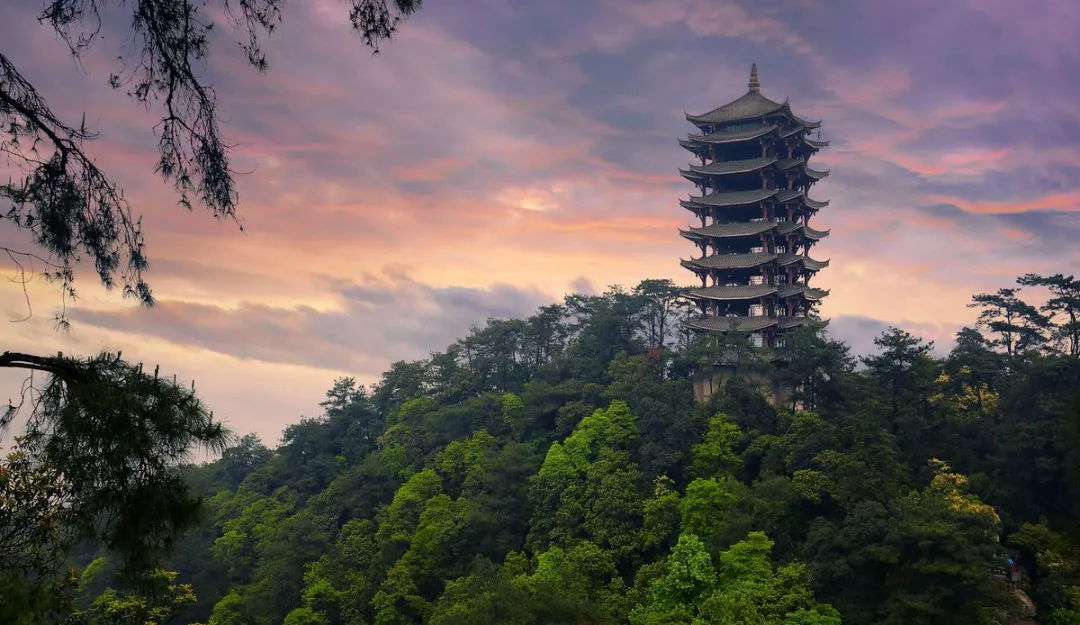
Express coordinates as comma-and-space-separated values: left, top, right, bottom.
928, 191, 1080, 215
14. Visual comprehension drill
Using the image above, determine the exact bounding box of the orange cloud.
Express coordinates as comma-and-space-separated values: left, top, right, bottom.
928, 191, 1080, 214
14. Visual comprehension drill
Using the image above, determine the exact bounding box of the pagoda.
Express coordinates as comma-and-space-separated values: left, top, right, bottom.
678, 64, 830, 349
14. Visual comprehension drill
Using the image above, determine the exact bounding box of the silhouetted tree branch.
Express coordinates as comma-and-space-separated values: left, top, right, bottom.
1, 0, 422, 317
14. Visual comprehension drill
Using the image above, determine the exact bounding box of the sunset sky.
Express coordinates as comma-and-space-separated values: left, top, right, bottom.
2, 0, 1078, 445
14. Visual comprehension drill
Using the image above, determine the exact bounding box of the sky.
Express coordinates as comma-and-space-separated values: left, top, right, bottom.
2, 0, 1079, 446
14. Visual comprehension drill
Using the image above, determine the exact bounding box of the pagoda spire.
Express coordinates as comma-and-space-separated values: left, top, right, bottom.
748, 63, 760, 93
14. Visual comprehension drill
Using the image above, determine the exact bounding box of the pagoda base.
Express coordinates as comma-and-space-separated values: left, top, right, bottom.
693, 369, 795, 410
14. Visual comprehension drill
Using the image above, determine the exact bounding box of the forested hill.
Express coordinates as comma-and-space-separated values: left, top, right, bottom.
79, 277, 1080, 625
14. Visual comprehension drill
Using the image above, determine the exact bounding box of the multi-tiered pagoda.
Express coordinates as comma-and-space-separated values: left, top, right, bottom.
679, 64, 830, 348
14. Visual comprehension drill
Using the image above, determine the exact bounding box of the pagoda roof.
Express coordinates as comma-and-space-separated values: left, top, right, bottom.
682, 251, 828, 272
776, 189, 803, 202
778, 190, 829, 209
804, 166, 830, 180
804, 136, 829, 149
775, 222, 831, 239
682, 188, 777, 208
777, 253, 830, 270
779, 125, 804, 139
688, 284, 778, 300
776, 158, 804, 171
685, 315, 779, 332
778, 285, 830, 300
791, 113, 822, 130
686, 91, 787, 126
778, 316, 812, 329
686, 66, 822, 129
681, 156, 777, 178
680, 220, 776, 240
682, 251, 776, 270
683, 315, 813, 332
682, 124, 777, 146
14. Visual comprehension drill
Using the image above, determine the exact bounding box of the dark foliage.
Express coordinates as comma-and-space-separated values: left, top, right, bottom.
33, 272, 1075, 625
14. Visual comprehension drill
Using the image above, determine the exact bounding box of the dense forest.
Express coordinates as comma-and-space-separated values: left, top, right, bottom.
5, 273, 1080, 625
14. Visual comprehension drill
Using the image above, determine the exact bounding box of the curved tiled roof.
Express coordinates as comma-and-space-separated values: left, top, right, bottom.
774, 189, 829, 210
779, 125, 804, 139
680, 220, 776, 239
777, 285, 830, 300
686, 91, 786, 125
791, 113, 822, 129
682, 251, 777, 270
688, 284, 778, 300
778, 316, 811, 329
775, 189, 802, 203
682, 188, 777, 208
683, 315, 812, 332
683, 124, 777, 145
682, 156, 777, 178
804, 136, 829, 149
777, 253, 830, 270
804, 166, 830, 180
774, 222, 831, 240
684, 315, 779, 332
683, 252, 828, 272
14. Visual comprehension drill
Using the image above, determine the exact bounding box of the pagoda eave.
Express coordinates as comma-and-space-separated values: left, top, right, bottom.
688, 285, 779, 300
683, 156, 778, 177
683, 251, 778, 270
681, 220, 777, 239
684, 188, 777, 208
683, 124, 778, 146
683, 315, 814, 333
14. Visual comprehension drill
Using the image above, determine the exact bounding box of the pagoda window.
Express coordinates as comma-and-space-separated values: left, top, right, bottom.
751, 333, 764, 347
751, 246, 764, 253
749, 304, 764, 317
749, 275, 764, 285
776, 245, 786, 253
777, 305, 787, 316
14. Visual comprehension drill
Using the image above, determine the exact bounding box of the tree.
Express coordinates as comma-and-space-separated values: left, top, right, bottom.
631, 532, 840, 625
2, 0, 422, 308
1, 5, 421, 615
528, 402, 642, 554
969, 288, 1049, 356
861, 327, 936, 434
217, 434, 273, 490
0, 352, 226, 622
629, 533, 715, 625
774, 324, 854, 413
1018, 273, 1080, 356
78, 569, 196, 625
877, 460, 1003, 624
633, 279, 685, 349
680, 477, 743, 549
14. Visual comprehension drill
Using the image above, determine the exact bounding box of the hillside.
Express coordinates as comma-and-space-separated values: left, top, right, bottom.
71, 279, 1080, 625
